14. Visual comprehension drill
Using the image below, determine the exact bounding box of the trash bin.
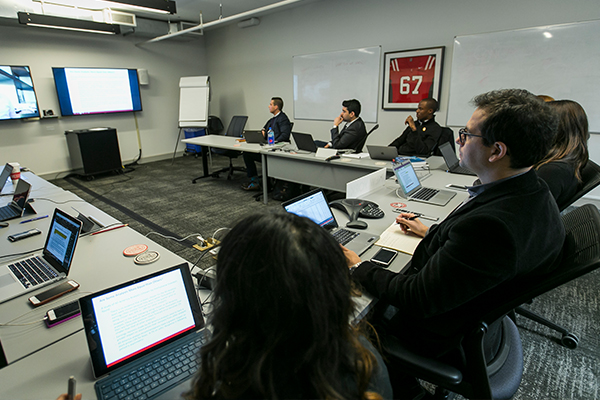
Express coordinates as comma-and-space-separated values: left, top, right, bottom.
184, 128, 206, 156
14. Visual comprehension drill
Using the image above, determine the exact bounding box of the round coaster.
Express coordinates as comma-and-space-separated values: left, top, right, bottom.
123, 244, 148, 257
390, 202, 407, 209
134, 250, 160, 265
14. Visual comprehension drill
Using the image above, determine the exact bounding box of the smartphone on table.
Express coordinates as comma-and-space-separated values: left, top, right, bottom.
45, 300, 81, 328
28, 280, 79, 306
370, 248, 398, 267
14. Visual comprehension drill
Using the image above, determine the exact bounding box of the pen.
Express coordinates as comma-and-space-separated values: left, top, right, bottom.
91, 224, 128, 236
392, 209, 440, 222
67, 376, 76, 400
19, 215, 48, 224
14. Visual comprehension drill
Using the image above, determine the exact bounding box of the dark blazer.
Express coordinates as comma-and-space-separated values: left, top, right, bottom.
353, 170, 565, 357
389, 117, 442, 156
263, 111, 292, 142
330, 117, 367, 150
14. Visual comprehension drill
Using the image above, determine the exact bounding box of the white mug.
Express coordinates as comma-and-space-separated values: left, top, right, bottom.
8, 162, 20, 184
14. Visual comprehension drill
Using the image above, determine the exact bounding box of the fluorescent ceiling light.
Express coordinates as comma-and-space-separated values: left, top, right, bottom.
33, 0, 176, 15
18, 12, 121, 34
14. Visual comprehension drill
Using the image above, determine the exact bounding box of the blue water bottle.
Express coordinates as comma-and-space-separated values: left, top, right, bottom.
267, 127, 275, 146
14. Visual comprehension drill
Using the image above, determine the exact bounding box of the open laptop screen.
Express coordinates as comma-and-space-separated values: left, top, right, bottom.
282, 189, 337, 229
79, 263, 204, 379
43, 208, 82, 274
392, 158, 421, 196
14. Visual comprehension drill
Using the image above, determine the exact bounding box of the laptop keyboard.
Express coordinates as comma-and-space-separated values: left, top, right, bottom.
332, 228, 359, 246
8, 256, 58, 289
97, 334, 205, 400
411, 187, 439, 201
0, 205, 20, 220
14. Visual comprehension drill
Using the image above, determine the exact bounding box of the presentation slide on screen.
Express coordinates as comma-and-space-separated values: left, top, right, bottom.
65, 68, 134, 114
92, 269, 195, 368
394, 164, 419, 193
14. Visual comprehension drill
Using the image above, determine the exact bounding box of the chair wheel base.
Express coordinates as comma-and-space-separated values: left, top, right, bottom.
561, 333, 579, 349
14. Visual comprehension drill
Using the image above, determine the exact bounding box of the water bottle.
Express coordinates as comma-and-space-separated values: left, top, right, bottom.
267, 127, 275, 146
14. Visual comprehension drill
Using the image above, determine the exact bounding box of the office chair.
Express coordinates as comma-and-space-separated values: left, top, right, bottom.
515, 160, 600, 348
381, 204, 600, 399
209, 115, 248, 180
431, 127, 456, 156
354, 124, 379, 153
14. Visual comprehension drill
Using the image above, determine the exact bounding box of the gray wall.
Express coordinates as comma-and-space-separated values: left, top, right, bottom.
203, 0, 600, 196
0, 24, 206, 177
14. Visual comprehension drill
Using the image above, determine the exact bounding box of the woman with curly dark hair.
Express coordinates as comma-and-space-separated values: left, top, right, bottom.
185, 212, 392, 399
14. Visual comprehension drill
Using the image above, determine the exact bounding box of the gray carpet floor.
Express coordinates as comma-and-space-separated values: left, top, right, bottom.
50, 155, 600, 400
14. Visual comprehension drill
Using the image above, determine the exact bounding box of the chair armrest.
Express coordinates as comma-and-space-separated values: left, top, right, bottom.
382, 335, 463, 386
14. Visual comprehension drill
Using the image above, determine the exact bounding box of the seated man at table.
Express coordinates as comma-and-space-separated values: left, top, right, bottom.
241, 97, 291, 191
320, 99, 367, 151
343, 89, 564, 395
389, 98, 442, 156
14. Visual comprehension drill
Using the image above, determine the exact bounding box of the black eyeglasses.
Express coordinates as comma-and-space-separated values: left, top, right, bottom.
458, 127, 484, 145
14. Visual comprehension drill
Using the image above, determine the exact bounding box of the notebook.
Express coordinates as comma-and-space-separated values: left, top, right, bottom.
439, 142, 477, 176
292, 132, 318, 153
79, 263, 206, 400
0, 208, 82, 304
282, 189, 379, 255
392, 157, 456, 206
244, 130, 267, 144
0, 179, 31, 222
367, 145, 399, 161
0, 163, 12, 195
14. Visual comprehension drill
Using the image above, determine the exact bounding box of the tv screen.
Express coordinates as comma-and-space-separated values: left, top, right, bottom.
52, 67, 142, 116
0, 65, 41, 121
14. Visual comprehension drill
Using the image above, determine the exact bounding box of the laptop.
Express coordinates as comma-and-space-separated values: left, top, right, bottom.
282, 189, 379, 255
392, 157, 456, 206
439, 142, 476, 176
367, 145, 399, 161
292, 132, 318, 153
0, 179, 31, 222
244, 130, 267, 144
0, 163, 12, 195
79, 263, 206, 400
0, 208, 82, 304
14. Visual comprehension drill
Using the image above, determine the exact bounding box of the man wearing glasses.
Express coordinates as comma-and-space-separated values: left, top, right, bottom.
344, 89, 564, 396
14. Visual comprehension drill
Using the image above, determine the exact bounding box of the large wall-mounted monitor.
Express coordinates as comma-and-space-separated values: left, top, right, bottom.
52, 67, 142, 116
0, 65, 41, 121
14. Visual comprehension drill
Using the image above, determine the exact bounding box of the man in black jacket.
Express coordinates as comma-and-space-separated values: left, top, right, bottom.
242, 97, 291, 191
344, 89, 563, 391
323, 99, 367, 151
389, 98, 442, 156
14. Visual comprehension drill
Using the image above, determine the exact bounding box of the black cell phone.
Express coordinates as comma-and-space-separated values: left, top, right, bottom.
370, 248, 398, 267
7, 228, 41, 242
45, 300, 81, 328
28, 280, 80, 306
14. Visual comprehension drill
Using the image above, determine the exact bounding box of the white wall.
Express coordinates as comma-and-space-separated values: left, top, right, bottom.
203, 0, 600, 197
0, 24, 206, 178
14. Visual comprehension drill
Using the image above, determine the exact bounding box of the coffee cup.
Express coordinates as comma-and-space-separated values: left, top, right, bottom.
8, 162, 20, 184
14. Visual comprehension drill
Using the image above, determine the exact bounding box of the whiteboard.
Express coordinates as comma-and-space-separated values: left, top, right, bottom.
179, 76, 209, 128
293, 46, 381, 123
447, 20, 600, 132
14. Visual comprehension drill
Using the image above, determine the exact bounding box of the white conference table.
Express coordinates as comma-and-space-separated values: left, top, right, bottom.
0, 173, 210, 399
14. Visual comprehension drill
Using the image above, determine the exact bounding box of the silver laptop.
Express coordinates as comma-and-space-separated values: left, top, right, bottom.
0, 179, 31, 222
392, 157, 456, 206
367, 145, 399, 161
282, 189, 379, 255
0, 163, 12, 196
79, 263, 206, 400
0, 208, 82, 304
439, 142, 476, 176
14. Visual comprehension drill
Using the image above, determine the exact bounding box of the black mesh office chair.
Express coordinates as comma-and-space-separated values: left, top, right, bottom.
210, 115, 248, 180
353, 124, 379, 153
515, 160, 600, 348
381, 204, 600, 399
431, 127, 456, 156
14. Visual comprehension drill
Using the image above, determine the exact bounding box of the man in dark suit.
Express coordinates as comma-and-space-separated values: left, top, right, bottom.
344, 89, 564, 395
242, 97, 291, 191
323, 99, 367, 151
389, 97, 442, 156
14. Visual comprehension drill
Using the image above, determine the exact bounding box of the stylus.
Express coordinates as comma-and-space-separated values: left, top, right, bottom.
67, 376, 76, 400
